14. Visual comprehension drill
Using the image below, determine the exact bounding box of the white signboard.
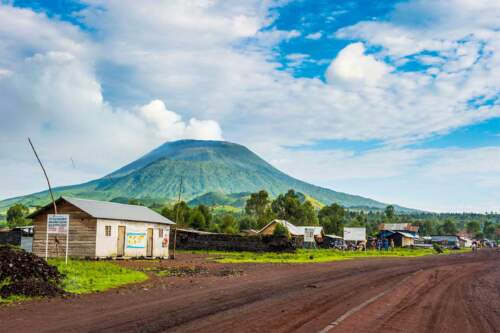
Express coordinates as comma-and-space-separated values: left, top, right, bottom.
46, 214, 70, 264
343, 227, 366, 241
304, 228, 315, 242
47, 214, 69, 234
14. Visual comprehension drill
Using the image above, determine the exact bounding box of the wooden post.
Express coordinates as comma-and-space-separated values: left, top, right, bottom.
171, 176, 183, 259
28, 138, 57, 214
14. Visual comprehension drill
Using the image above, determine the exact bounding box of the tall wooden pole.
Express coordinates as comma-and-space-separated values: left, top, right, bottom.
171, 176, 183, 259
28, 138, 57, 214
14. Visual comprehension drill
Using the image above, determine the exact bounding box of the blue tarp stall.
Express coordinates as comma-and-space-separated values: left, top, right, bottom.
378, 230, 418, 247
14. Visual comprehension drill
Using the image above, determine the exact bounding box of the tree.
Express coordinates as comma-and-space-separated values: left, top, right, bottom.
188, 209, 206, 230
239, 216, 257, 231
6, 203, 30, 228
466, 221, 481, 236
300, 201, 319, 226
196, 205, 212, 228
441, 219, 458, 235
271, 190, 302, 222
161, 201, 190, 227
384, 205, 395, 222
127, 198, 143, 206
219, 215, 239, 234
272, 222, 290, 238
415, 219, 435, 236
245, 190, 275, 228
483, 221, 496, 239
271, 190, 317, 225
318, 203, 345, 235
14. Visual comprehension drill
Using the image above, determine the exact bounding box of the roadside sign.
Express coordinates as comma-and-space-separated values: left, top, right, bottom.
46, 214, 70, 264
304, 228, 315, 243
343, 227, 366, 241
47, 214, 69, 234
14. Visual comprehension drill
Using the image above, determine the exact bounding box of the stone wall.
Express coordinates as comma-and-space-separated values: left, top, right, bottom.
172, 229, 296, 252
0, 229, 22, 246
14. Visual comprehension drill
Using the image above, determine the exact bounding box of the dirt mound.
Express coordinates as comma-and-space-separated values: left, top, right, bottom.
0, 245, 66, 298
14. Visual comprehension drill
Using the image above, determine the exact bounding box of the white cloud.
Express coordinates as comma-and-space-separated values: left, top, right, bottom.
138, 100, 222, 141
0, 0, 499, 211
305, 31, 322, 40
326, 42, 392, 85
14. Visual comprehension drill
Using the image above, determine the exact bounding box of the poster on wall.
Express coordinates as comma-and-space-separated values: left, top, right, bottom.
127, 232, 146, 248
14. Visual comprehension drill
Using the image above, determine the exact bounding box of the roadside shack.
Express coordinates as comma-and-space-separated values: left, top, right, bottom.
29, 197, 174, 259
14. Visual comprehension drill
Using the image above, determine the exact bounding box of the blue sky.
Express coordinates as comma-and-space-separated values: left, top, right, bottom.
0, 0, 499, 212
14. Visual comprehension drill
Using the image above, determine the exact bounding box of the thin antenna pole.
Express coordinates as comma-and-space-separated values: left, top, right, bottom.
171, 176, 183, 259
28, 138, 57, 214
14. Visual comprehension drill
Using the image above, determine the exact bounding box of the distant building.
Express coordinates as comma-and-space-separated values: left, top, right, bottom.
29, 197, 174, 259
379, 230, 418, 247
0, 226, 33, 252
379, 223, 419, 233
431, 235, 461, 248
258, 219, 324, 238
378, 223, 419, 247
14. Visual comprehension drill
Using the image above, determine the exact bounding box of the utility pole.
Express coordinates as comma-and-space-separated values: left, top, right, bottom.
28, 138, 57, 214
171, 176, 183, 259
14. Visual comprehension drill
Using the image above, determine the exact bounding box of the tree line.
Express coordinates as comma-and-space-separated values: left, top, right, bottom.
3, 190, 499, 241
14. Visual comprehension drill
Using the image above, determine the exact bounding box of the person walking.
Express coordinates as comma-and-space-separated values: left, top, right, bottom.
377, 239, 382, 251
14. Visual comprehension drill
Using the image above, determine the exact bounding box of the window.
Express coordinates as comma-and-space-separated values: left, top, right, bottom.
159, 228, 163, 238
105, 226, 111, 237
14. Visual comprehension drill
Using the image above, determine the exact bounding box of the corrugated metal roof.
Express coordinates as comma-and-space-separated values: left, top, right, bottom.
397, 231, 418, 239
259, 219, 323, 236
63, 197, 174, 225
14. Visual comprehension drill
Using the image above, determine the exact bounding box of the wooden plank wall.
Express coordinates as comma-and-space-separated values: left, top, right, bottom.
32, 200, 97, 258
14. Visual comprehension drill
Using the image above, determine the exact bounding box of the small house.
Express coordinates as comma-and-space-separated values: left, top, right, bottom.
379, 230, 418, 247
258, 219, 324, 238
29, 197, 174, 259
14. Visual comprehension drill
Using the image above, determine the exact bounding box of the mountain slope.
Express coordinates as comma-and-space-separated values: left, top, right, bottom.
0, 140, 394, 210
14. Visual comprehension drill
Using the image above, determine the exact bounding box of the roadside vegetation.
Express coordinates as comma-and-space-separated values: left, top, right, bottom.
48, 259, 148, 294
185, 248, 470, 264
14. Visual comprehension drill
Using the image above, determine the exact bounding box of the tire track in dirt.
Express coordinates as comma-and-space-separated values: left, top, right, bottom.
0, 250, 498, 333
328, 253, 500, 333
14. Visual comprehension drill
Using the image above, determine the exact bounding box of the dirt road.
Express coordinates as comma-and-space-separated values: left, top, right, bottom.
0, 250, 498, 333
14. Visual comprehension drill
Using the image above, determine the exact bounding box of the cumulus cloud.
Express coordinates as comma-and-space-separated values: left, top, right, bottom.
0, 0, 499, 211
305, 31, 322, 40
326, 42, 392, 86
138, 100, 223, 141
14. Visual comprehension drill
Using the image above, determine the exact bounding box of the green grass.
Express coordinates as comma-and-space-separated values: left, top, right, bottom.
182, 248, 470, 264
48, 259, 148, 294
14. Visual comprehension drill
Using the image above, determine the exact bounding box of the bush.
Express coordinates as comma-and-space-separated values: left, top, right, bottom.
273, 223, 290, 239
432, 243, 444, 254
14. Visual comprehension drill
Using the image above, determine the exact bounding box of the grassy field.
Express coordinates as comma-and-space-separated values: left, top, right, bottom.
188, 248, 470, 264
49, 259, 148, 294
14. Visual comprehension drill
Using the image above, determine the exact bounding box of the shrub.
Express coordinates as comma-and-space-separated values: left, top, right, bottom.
273, 223, 290, 239
432, 243, 444, 254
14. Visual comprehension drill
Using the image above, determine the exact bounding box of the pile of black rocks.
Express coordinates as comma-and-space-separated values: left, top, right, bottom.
0, 245, 66, 298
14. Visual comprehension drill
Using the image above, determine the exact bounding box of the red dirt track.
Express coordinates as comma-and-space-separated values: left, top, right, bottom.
0, 250, 498, 333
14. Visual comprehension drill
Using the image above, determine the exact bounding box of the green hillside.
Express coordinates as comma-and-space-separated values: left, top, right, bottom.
0, 140, 396, 211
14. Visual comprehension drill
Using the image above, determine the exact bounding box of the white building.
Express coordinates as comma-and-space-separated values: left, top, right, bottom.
30, 197, 175, 259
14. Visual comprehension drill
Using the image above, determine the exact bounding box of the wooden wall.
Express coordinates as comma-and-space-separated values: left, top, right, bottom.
32, 200, 97, 258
